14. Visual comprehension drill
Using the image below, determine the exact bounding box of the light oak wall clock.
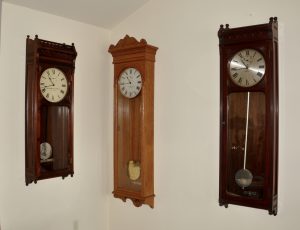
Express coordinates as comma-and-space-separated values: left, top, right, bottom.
218, 17, 279, 215
108, 35, 158, 208
25, 35, 77, 185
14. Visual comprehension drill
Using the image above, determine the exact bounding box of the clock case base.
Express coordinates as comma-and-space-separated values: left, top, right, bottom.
113, 190, 154, 208
218, 18, 279, 215
26, 172, 74, 186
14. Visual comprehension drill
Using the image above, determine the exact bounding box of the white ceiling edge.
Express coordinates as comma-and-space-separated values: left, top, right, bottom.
3, 0, 150, 29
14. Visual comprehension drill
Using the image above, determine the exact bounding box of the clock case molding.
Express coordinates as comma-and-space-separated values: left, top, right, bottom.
218, 18, 279, 215
25, 35, 77, 185
108, 35, 158, 208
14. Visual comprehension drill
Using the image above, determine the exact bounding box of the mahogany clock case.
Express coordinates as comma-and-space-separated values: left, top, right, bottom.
25, 35, 77, 185
218, 18, 279, 215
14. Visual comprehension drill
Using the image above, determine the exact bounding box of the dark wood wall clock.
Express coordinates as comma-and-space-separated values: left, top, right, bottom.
108, 35, 158, 208
218, 17, 279, 215
25, 35, 77, 185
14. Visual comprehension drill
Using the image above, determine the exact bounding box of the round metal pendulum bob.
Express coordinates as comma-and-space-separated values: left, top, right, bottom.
235, 168, 253, 188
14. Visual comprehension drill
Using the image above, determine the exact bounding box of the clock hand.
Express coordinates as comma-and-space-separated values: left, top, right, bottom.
240, 59, 248, 68
126, 76, 132, 84
119, 82, 131, 85
41, 84, 54, 88
231, 67, 246, 71
48, 76, 55, 86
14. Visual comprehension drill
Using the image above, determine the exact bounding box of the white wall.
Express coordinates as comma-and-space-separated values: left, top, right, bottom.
0, 3, 111, 230
1, 0, 300, 230
109, 0, 300, 230
0, 0, 2, 48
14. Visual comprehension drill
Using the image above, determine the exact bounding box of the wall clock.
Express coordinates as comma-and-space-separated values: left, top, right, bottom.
25, 35, 77, 185
108, 35, 158, 208
218, 17, 279, 215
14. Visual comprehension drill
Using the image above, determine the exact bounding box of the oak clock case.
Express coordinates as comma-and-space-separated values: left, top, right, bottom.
218, 18, 279, 215
109, 35, 158, 208
25, 35, 77, 185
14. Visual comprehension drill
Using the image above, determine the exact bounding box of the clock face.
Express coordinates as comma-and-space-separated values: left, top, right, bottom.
229, 49, 266, 87
118, 68, 142, 98
40, 68, 68, 103
40, 142, 52, 161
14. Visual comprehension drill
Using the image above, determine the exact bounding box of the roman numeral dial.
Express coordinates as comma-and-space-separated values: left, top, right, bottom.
229, 49, 266, 87
40, 67, 68, 103
118, 68, 142, 98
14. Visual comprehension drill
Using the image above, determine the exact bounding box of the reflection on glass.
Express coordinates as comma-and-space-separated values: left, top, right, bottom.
40, 106, 70, 173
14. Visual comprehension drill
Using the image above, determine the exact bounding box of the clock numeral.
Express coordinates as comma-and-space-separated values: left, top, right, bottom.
41, 88, 46, 93
136, 75, 141, 79
259, 65, 265, 69
137, 81, 142, 83
124, 91, 128, 95
238, 53, 243, 58
130, 69, 132, 74
52, 69, 55, 74
238, 77, 242, 83
47, 71, 50, 76
245, 80, 249, 86
257, 57, 263, 62
62, 84, 66, 87
46, 93, 49, 98
40, 82, 45, 85
122, 87, 125, 91
52, 95, 54, 101
257, 72, 263, 77
60, 90, 65, 94
232, 73, 238, 79
246, 50, 249, 55
129, 92, 132, 97
136, 86, 140, 90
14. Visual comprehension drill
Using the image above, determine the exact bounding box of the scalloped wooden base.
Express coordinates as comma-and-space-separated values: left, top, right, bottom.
113, 190, 154, 208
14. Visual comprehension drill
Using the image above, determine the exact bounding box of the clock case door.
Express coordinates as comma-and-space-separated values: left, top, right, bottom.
25, 36, 77, 185
109, 35, 158, 208
218, 18, 279, 215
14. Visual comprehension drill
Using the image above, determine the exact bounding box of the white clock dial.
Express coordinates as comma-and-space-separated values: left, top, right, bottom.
40, 142, 52, 160
40, 68, 68, 103
118, 68, 142, 98
229, 49, 266, 87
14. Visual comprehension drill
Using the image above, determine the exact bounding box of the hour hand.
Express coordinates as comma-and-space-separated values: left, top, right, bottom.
40, 84, 53, 88
119, 82, 130, 85
48, 76, 55, 86
231, 67, 245, 71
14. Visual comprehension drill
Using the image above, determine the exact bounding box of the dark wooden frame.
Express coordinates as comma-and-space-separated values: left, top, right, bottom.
25, 35, 77, 185
218, 17, 279, 215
